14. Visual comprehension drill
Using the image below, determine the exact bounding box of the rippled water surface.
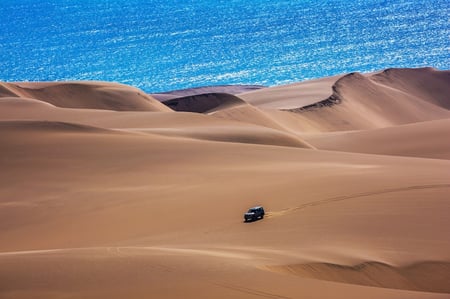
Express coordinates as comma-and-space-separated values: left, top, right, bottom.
1, 0, 449, 92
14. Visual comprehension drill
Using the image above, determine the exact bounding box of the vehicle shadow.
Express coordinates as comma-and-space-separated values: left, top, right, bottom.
243, 216, 264, 223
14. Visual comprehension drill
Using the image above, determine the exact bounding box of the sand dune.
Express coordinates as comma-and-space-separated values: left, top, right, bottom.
1, 68, 449, 298
1, 81, 171, 111
0, 96, 227, 129
0, 98, 313, 148
324, 71, 449, 127
240, 67, 450, 131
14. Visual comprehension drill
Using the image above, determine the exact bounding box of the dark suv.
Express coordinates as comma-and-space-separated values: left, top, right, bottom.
244, 206, 265, 222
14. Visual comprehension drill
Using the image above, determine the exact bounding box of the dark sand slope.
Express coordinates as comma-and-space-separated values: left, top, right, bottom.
267, 261, 450, 293
162, 92, 246, 113
1, 68, 450, 298
151, 84, 265, 101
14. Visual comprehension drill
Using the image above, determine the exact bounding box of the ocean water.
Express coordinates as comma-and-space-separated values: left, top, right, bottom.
0, 0, 449, 92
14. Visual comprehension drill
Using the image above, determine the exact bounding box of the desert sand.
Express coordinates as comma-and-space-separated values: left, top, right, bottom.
0, 67, 449, 298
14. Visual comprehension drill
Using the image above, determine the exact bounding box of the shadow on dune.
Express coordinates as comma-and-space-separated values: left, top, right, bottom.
162, 92, 246, 113
266, 261, 450, 294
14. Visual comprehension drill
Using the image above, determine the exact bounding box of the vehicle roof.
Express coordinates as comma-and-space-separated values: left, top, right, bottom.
249, 206, 263, 209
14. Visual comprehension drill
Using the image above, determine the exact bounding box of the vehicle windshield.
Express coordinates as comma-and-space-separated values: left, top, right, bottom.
248, 209, 257, 213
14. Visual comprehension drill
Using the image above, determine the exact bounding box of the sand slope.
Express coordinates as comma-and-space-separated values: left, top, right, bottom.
303, 118, 450, 159
1, 68, 449, 298
371, 67, 450, 109
239, 75, 342, 109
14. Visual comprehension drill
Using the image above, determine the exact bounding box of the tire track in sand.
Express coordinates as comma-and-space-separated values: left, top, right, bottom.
266, 184, 450, 218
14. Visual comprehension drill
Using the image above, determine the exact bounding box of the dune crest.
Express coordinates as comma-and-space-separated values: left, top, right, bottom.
239, 68, 449, 132
134, 125, 314, 149
329, 71, 449, 123
282, 71, 450, 131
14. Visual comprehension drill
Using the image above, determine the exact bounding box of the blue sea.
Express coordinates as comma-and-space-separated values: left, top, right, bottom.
0, 0, 449, 92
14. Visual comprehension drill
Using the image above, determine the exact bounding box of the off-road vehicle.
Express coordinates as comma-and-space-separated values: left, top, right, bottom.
244, 206, 265, 222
